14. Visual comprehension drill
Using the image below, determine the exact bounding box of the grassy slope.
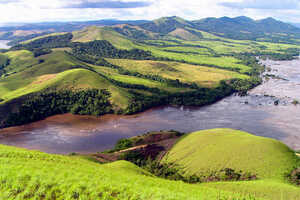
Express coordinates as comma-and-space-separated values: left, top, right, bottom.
163, 129, 300, 200
0, 49, 248, 110
3, 50, 38, 75
0, 51, 131, 109
164, 129, 297, 179
21, 32, 68, 44
137, 44, 251, 72
0, 144, 264, 200
70, 27, 255, 73
72, 26, 136, 50
107, 59, 249, 87
168, 28, 202, 41
2, 26, 298, 112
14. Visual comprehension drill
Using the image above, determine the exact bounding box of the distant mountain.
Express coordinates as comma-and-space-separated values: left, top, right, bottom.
292, 23, 300, 28
2, 16, 300, 44
192, 16, 300, 40
139, 16, 194, 34
0, 19, 150, 42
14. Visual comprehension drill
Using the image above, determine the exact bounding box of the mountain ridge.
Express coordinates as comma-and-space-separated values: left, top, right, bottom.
2, 16, 300, 43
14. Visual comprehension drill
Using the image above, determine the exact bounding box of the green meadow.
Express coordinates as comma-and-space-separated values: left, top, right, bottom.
163, 129, 300, 200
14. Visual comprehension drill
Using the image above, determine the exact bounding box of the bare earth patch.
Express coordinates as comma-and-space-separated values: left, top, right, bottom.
32, 74, 57, 85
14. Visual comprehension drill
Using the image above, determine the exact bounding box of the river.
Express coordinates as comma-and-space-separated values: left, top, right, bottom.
0, 59, 300, 154
0, 40, 10, 49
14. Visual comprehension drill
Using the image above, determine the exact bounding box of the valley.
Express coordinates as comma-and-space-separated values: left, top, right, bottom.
1, 58, 300, 153
0, 15, 300, 200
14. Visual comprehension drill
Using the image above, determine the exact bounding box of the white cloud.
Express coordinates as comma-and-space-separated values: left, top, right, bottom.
220, 0, 300, 10
0, 0, 299, 23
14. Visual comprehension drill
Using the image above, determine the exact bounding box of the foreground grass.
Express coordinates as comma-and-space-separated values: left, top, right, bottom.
0, 144, 261, 200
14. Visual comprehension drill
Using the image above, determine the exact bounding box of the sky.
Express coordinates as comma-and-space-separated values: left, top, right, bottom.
0, 0, 300, 24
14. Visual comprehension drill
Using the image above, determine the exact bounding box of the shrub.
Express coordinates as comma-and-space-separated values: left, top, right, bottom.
115, 139, 133, 151
292, 100, 299, 105
288, 168, 300, 185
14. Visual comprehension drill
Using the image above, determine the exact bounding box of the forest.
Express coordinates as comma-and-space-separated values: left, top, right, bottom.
3, 89, 112, 127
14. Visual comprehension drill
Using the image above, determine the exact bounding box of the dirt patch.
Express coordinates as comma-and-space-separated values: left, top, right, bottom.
90, 131, 184, 163
13, 30, 43, 36
31, 74, 57, 85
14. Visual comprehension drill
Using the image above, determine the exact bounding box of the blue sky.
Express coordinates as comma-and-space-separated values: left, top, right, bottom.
0, 0, 300, 24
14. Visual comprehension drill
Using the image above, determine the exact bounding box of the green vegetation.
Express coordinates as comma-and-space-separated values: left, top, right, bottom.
71, 40, 153, 60
107, 59, 249, 87
13, 33, 73, 50
1, 16, 300, 199
163, 128, 300, 200
1, 18, 299, 127
2, 128, 300, 199
72, 26, 136, 49
3, 89, 112, 127
0, 128, 296, 199
164, 129, 298, 179
0, 143, 267, 200
0, 54, 9, 76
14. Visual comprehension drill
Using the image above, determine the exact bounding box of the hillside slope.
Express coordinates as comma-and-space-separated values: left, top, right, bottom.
163, 129, 300, 200
72, 26, 136, 49
2, 19, 299, 128
164, 128, 298, 179
0, 144, 263, 200
138, 16, 300, 42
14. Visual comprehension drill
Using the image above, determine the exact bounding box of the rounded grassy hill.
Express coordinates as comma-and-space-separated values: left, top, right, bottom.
163, 128, 298, 180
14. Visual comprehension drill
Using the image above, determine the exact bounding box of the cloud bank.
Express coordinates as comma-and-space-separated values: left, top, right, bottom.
220, 0, 300, 10
64, 1, 152, 9
0, 0, 300, 24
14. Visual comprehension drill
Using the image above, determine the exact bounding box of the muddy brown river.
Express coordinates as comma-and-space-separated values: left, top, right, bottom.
1, 59, 300, 154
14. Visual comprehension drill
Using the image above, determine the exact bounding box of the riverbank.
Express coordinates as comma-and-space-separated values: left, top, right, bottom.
0, 58, 300, 154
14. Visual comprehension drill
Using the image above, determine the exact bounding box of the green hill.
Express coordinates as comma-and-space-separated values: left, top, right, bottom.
0, 143, 264, 200
137, 16, 300, 43
164, 128, 298, 180
0, 129, 299, 199
1, 18, 299, 128
168, 28, 203, 41
72, 26, 136, 50
139, 16, 193, 34
192, 16, 300, 41
163, 129, 300, 200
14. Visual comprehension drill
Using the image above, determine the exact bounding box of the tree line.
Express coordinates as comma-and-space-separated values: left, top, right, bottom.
3, 89, 113, 128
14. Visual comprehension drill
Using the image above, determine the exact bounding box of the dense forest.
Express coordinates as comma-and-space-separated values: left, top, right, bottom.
12, 33, 73, 50
124, 78, 260, 114
3, 89, 112, 128
0, 54, 9, 77
71, 40, 154, 59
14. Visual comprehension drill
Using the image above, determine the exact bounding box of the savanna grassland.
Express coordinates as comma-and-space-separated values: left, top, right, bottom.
1, 17, 299, 127
163, 129, 300, 200
1, 16, 300, 199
